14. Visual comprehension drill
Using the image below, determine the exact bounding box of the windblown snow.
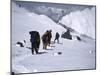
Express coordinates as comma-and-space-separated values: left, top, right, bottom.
12, 2, 96, 74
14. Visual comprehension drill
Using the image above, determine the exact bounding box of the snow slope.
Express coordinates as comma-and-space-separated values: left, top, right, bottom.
12, 2, 96, 73
59, 7, 95, 39
12, 2, 65, 44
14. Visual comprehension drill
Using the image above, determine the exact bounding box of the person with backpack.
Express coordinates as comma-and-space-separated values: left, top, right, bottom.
54, 32, 60, 43
48, 30, 52, 46
42, 30, 49, 50
29, 31, 40, 54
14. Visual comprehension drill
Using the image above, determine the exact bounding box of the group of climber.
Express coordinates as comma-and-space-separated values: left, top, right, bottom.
29, 30, 60, 55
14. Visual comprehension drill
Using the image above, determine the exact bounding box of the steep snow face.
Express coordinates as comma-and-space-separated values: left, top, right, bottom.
60, 7, 95, 39
12, 2, 66, 44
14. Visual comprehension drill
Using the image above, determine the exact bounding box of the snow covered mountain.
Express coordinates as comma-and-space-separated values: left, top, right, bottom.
12, 2, 66, 44
59, 7, 95, 39
12, 2, 96, 74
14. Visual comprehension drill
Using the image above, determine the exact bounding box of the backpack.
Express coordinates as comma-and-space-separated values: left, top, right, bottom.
29, 31, 40, 43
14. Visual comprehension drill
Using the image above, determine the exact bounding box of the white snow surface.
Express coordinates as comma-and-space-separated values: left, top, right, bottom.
12, 2, 96, 73
60, 7, 95, 39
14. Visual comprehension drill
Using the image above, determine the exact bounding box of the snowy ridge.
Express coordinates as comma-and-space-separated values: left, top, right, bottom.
60, 7, 95, 39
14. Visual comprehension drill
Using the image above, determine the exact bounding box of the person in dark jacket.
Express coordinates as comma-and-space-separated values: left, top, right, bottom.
61, 29, 72, 40
29, 31, 40, 54
54, 32, 60, 43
